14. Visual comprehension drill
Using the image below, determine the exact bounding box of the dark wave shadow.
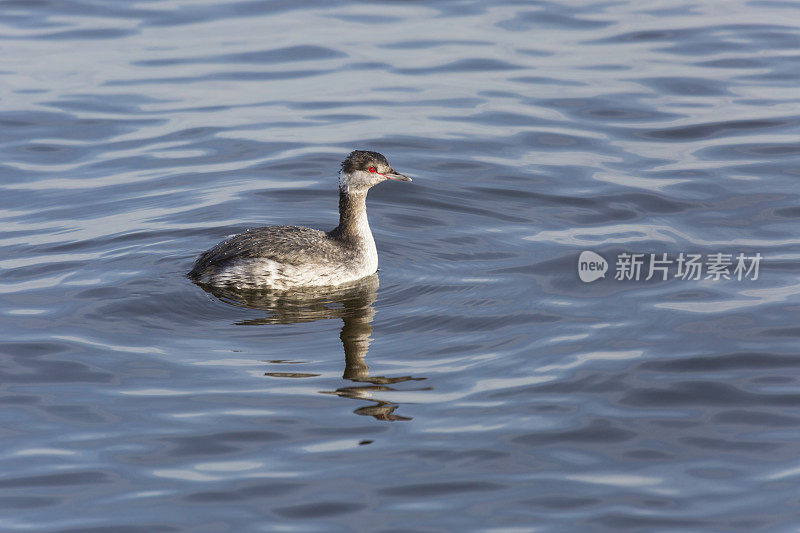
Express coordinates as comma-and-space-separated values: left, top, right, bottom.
193, 274, 423, 421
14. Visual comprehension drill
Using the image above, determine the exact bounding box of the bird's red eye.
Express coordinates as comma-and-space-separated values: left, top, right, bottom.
368, 167, 377, 173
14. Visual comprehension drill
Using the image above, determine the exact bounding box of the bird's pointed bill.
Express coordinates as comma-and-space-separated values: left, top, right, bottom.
384, 171, 411, 181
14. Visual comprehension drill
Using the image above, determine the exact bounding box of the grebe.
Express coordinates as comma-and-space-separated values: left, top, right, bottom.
188, 150, 411, 289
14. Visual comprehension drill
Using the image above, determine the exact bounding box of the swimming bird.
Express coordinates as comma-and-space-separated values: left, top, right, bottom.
188, 150, 411, 289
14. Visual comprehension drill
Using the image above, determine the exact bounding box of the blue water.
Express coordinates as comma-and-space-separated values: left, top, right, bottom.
2, 0, 800, 530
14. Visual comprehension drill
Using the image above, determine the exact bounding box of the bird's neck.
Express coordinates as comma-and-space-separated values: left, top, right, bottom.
333, 190, 373, 243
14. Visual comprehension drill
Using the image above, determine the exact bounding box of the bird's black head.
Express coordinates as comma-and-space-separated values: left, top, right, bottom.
338, 150, 411, 194
341, 150, 392, 174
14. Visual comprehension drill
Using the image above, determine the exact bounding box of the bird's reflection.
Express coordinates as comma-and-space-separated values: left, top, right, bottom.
195, 274, 424, 421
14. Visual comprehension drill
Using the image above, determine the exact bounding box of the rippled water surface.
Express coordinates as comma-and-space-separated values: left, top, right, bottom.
3, 0, 800, 530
